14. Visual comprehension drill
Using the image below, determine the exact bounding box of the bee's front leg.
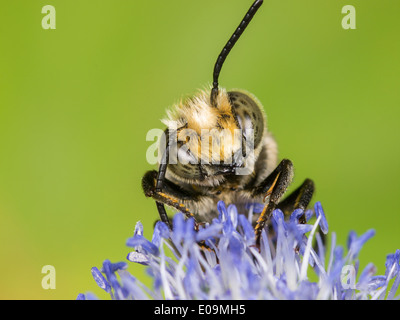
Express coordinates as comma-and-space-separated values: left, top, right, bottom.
276, 178, 315, 224
142, 170, 201, 229
250, 159, 295, 246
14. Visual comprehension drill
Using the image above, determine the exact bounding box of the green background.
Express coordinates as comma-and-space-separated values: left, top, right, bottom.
0, 0, 399, 299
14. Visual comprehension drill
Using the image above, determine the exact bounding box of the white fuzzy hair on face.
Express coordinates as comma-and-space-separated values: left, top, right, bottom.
162, 88, 238, 133
161, 88, 243, 163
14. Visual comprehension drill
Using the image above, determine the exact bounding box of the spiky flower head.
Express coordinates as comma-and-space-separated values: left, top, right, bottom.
78, 201, 400, 300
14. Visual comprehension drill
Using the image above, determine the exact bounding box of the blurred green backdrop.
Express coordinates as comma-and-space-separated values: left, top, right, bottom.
0, 0, 399, 299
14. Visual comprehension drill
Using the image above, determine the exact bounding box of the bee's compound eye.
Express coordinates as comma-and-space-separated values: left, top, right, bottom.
228, 91, 265, 149
216, 191, 222, 195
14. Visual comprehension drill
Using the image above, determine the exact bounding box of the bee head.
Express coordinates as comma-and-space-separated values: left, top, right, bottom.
157, 0, 265, 186
162, 88, 264, 185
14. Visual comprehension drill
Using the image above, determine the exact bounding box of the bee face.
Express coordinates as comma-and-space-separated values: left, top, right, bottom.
163, 89, 268, 186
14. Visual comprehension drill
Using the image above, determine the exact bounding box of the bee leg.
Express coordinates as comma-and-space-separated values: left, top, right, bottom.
142, 170, 200, 228
276, 178, 315, 224
142, 170, 213, 251
251, 159, 294, 246
276, 178, 326, 253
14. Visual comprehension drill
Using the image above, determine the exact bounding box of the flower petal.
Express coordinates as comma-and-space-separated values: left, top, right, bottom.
91, 266, 111, 293
127, 251, 150, 265
314, 202, 328, 234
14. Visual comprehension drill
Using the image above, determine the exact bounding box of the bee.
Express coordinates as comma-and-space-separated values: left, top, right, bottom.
142, 0, 314, 246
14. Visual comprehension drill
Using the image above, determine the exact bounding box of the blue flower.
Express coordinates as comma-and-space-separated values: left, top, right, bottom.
78, 201, 400, 300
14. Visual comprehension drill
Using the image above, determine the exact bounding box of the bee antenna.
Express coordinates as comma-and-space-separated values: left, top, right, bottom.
211, 0, 264, 107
